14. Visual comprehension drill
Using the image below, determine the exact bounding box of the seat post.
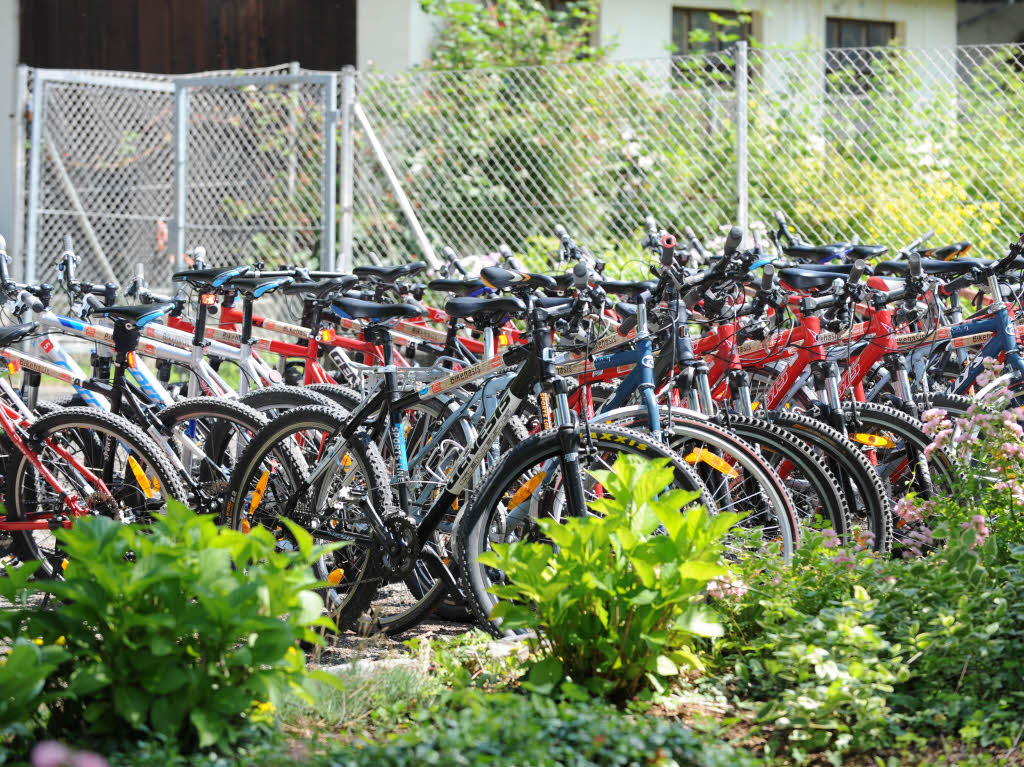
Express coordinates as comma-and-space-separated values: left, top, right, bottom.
109, 321, 140, 415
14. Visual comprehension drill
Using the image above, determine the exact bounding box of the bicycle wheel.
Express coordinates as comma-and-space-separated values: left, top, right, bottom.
6, 407, 188, 577
713, 413, 851, 539
457, 424, 728, 637
598, 406, 801, 544
239, 385, 341, 419
767, 410, 893, 552
156, 398, 268, 518
226, 405, 397, 633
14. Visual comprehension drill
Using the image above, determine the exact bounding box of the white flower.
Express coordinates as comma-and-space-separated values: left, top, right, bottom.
637, 156, 654, 170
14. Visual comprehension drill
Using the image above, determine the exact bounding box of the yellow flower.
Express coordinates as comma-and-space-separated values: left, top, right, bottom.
32, 638, 43, 646
56, 636, 66, 646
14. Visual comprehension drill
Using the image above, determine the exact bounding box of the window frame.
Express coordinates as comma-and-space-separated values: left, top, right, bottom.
671, 6, 751, 57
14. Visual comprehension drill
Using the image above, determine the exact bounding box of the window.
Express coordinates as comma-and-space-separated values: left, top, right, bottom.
826, 18, 895, 49
672, 7, 750, 56
825, 18, 897, 92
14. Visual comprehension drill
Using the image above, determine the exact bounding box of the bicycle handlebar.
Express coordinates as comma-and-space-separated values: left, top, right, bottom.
761, 263, 775, 292
724, 226, 743, 257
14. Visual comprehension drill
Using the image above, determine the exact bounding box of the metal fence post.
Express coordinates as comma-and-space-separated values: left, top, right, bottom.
13, 65, 28, 269
173, 83, 189, 271
322, 72, 339, 271
339, 66, 356, 272
735, 41, 749, 233
24, 70, 46, 283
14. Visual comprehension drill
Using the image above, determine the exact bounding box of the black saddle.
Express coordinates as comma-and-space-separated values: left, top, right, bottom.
445, 296, 525, 327
825, 243, 888, 260
284, 275, 359, 297
601, 279, 657, 297
0, 322, 38, 347
172, 265, 249, 289
224, 276, 294, 298
875, 258, 989, 277
778, 268, 847, 291
330, 297, 423, 321
790, 262, 873, 276
918, 241, 972, 260
481, 267, 557, 292
782, 243, 850, 263
353, 262, 427, 284
428, 278, 491, 297
96, 302, 176, 329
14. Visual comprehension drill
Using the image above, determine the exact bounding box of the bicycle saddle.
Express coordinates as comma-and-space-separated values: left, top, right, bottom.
874, 257, 989, 277
427, 278, 492, 297
778, 268, 847, 291
480, 267, 557, 292
601, 279, 657, 297
223, 275, 294, 298
95, 302, 176, 329
445, 296, 525, 327
284, 275, 359, 297
790, 262, 873, 276
0, 322, 38, 347
825, 243, 888, 260
918, 241, 972, 260
329, 297, 423, 321
172, 265, 250, 289
782, 243, 850, 263
352, 262, 427, 284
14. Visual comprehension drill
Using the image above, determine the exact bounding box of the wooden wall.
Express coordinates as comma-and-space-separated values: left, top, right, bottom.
19, 0, 357, 73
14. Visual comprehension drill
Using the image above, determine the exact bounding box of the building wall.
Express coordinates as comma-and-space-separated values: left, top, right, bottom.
958, 2, 1024, 45
357, 0, 440, 73
0, 0, 17, 253
598, 0, 957, 57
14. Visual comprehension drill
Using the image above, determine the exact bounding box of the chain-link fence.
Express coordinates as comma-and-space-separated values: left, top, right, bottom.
354, 43, 1024, 272
17, 43, 1024, 293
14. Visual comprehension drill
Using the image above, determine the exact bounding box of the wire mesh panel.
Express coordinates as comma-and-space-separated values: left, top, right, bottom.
179, 73, 335, 276
355, 53, 740, 273
26, 71, 175, 291
747, 44, 1024, 256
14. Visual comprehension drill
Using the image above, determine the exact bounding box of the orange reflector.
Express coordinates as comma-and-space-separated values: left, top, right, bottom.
499, 334, 509, 346
6, 360, 19, 375
249, 470, 270, 515
241, 519, 251, 534
327, 568, 344, 585
321, 328, 335, 343
508, 471, 546, 510
201, 293, 217, 306
127, 456, 154, 498
60, 558, 69, 571
850, 433, 895, 448
684, 448, 740, 478
751, 401, 760, 411
127, 351, 137, 368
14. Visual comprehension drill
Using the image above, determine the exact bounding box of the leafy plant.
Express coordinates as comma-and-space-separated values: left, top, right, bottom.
0, 500, 341, 753
481, 455, 741, 699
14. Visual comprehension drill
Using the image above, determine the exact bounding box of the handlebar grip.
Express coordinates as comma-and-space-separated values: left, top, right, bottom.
848, 260, 867, 285
192, 245, 207, 268
774, 210, 787, 228
660, 234, 676, 267
617, 312, 637, 336
908, 252, 923, 279
761, 263, 775, 292
724, 226, 743, 257
442, 245, 458, 261
683, 226, 696, 240
645, 215, 658, 236
63, 234, 73, 252
498, 243, 512, 258
553, 224, 568, 241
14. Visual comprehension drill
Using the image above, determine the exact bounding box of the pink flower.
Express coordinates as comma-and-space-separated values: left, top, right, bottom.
921, 408, 948, 437
706, 574, 748, 600
831, 552, 855, 570
821, 527, 840, 549
854, 529, 876, 552
32, 743, 71, 767
960, 514, 991, 548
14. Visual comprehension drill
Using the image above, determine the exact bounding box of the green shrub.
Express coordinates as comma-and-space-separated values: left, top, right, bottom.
481, 455, 741, 699
708, 524, 1024, 762
0, 500, 341, 753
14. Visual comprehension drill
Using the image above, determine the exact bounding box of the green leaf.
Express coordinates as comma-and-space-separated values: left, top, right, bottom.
523, 656, 563, 696
114, 685, 149, 728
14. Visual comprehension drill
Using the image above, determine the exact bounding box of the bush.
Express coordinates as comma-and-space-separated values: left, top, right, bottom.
707, 524, 1024, 762
0, 500, 341, 753
481, 455, 741, 699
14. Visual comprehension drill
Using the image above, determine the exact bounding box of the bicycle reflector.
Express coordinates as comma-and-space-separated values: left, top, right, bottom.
201, 293, 217, 306
127, 456, 154, 498
327, 568, 345, 585
6, 359, 20, 375
249, 470, 270, 515
684, 448, 740, 478
508, 471, 546, 510
127, 351, 137, 368
850, 433, 896, 448
321, 328, 335, 343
